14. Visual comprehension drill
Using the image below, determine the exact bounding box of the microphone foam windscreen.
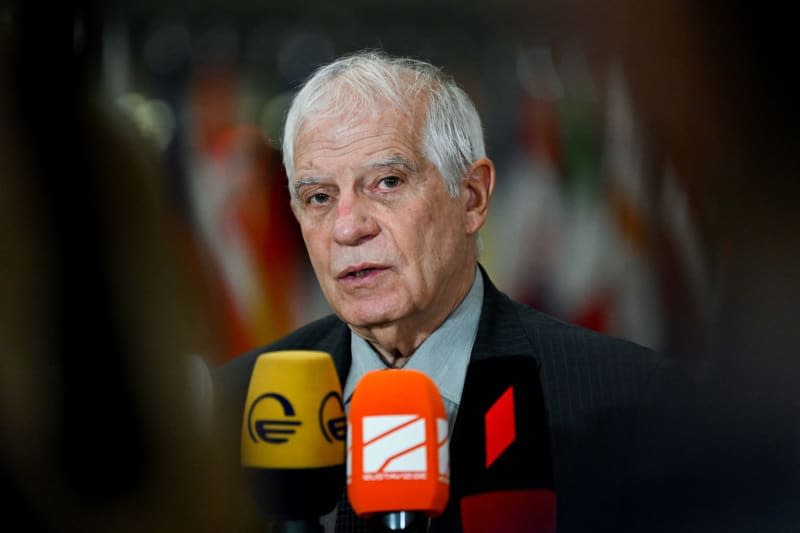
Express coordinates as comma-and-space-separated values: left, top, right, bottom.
241, 350, 345, 519
450, 355, 556, 533
450, 355, 554, 494
347, 369, 449, 518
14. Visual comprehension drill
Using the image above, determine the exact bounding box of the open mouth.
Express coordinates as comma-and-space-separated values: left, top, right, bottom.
346, 268, 376, 278
338, 265, 386, 280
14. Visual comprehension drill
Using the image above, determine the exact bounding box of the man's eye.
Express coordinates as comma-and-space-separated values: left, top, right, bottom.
378, 176, 401, 189
308, 192, 331, 205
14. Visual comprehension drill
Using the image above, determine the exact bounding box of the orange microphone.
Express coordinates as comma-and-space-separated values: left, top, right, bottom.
347, 369, 449, 532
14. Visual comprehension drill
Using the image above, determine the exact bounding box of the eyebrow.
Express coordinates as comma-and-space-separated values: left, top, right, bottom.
369, 155, 415, 172
292, 155, 416, 196
292, 176, 322, 197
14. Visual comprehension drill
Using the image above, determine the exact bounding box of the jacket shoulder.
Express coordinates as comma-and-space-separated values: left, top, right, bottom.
512, 298, 662, 368
506, 297, 690, 418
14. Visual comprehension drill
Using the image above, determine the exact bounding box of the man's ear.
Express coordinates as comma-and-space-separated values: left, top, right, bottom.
463, 158, 495, 235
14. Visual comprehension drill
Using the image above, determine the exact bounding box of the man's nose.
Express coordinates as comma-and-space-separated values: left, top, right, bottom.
332, 193, 379, 246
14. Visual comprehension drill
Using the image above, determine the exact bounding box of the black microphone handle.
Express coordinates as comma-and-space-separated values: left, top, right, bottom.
367, 511, 428, 532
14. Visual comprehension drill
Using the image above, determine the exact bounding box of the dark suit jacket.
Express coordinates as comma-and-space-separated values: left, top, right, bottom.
215, 265, 691, 532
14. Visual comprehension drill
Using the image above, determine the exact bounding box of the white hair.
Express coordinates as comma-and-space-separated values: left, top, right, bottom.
282, 50, 486, 199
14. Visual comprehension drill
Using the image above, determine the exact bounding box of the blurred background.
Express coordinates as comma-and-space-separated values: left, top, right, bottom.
60, 0, 706, 363
4, 0, 797, 531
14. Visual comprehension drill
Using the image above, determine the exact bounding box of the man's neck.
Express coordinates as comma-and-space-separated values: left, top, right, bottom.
351, 264, 479, 367
371, 345, 413, 368
355, 323, 436, 367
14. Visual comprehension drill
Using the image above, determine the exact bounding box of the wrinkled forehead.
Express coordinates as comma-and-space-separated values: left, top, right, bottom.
295, 92, 427, 156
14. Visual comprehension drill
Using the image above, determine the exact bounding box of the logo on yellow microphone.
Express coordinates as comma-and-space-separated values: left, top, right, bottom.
246, 391, 346, 445
241, 351, 346, 469
243, 388, 346, 467
247, 392, 302, 444
319, 391, 347, 442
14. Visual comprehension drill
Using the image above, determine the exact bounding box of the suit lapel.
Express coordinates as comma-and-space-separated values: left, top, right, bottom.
472, 263, 538, 362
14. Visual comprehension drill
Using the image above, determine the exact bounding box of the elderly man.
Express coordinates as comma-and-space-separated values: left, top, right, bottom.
216, 50, 688, 532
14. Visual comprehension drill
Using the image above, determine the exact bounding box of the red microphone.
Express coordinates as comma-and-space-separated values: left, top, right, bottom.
347, 369, 449, 532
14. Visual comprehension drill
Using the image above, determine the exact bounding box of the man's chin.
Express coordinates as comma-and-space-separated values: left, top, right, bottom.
336, 306, 401, 332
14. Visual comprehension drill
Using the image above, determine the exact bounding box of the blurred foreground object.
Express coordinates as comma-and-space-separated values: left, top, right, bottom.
574, 2, 800, 530
0, 3, 259, 531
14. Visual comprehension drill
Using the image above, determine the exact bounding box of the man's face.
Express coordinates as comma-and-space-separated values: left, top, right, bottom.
290, 100, 477, 339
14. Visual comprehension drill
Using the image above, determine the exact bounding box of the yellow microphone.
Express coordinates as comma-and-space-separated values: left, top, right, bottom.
241, 350, 346, 529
